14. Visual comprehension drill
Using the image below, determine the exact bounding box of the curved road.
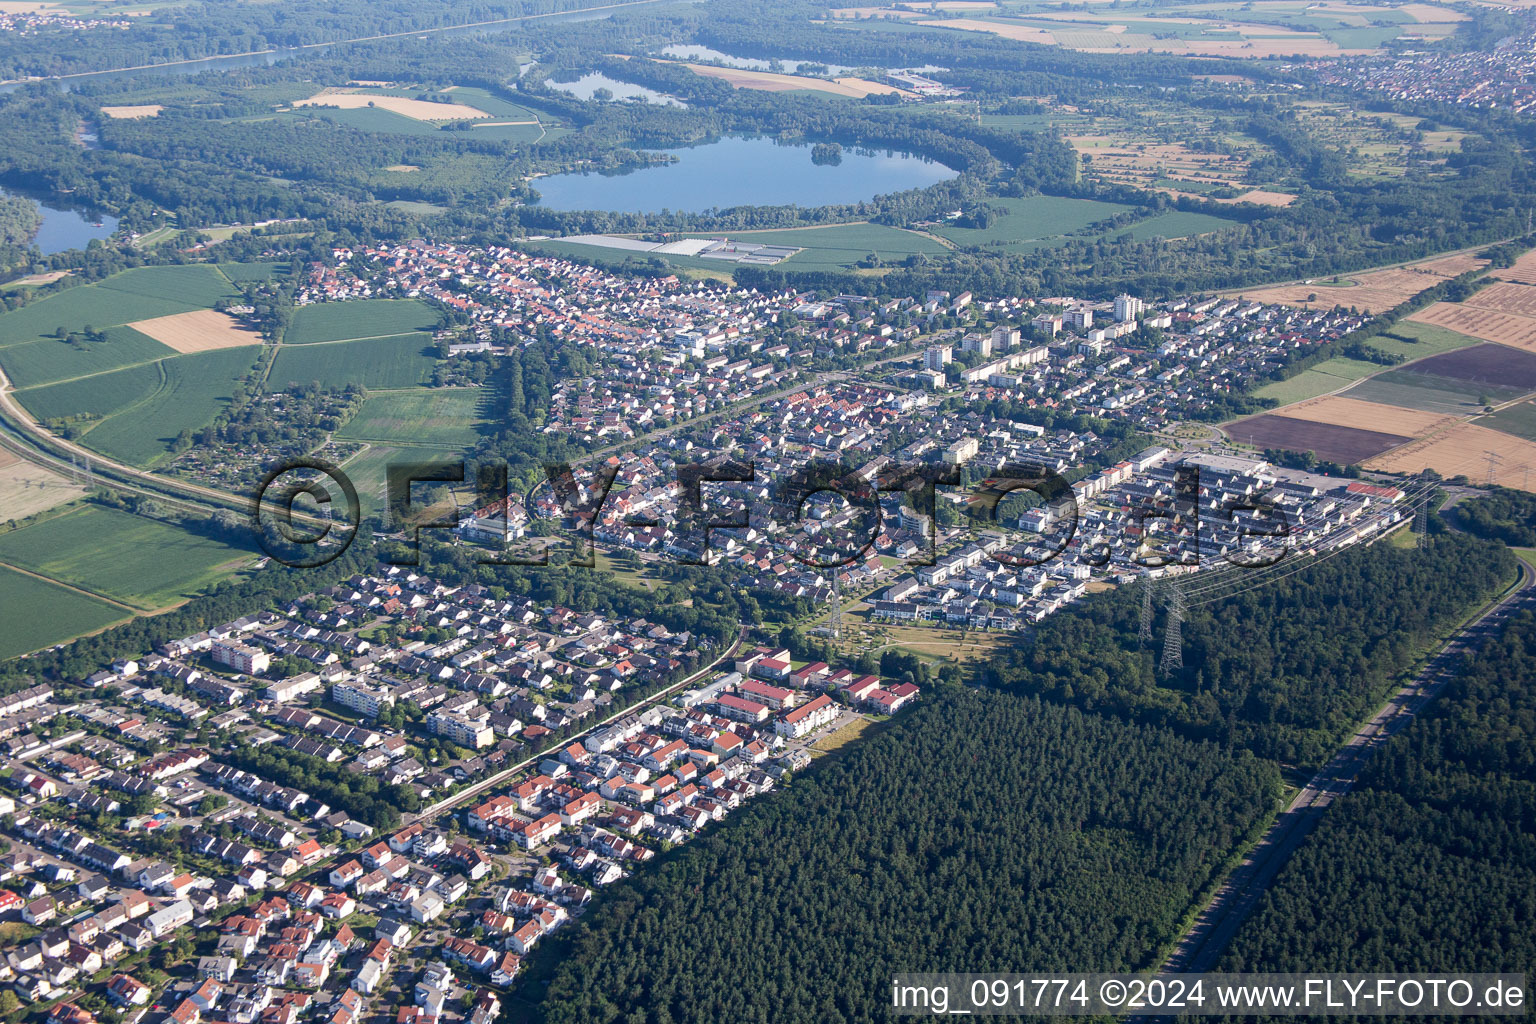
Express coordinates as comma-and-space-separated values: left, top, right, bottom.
1151, 557, 1534, 982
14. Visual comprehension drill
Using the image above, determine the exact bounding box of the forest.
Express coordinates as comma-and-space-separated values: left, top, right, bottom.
1455, 487, 1536, 548
1216, 607, 1536, 986
532, 686, 1280, 1024
979, 534, 1517, 767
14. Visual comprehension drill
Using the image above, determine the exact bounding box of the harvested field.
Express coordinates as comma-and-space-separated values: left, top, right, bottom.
1494, 249, 1536, 285
1237, 254, 1487, 312
1225, 414, 1412, 464
0, 450, 84, 521
679, 63, 912, 98
1464, 281, 1536, 317
1364, 421, 1536, 492
126, 309, 262, 354
1269, 395, 1463, 437
292, 90, 489, 121
1402, 341, 1536, 388
100, 105, 162, 119
918, 16, 1375, 55
1407, 302, 1536, 354
1224, 190, 1295, 207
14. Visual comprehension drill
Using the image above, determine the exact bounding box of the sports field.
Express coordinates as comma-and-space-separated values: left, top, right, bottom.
287, 299, 441, 345
268, 333, 438, 390
0, 564, 128, 660
0, 505, 256, 610
335, 388, 492, 447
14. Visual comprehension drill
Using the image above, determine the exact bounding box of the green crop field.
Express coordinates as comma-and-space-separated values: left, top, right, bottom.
0, 505, 256, 611
269, 332, 438, 390
1250, 355, 1386, 405
286, 299, 442, 344
74, 348, 261, 467
0, 564, 128, 660
93, 264, 239, 308
218, 261, 289, 282
0, 326, 176, 390
1368, 321, 1481, 363
14, 360, 163, 423
1344, 369, 1527, 417
336, 387, 493, 447
1480, 400, 1536, 442
933, 196, 1134, 250
339, 443, 473, 517
1111, 210, 1238, 241
0, 263, 243, 355
284, 106, 443, 135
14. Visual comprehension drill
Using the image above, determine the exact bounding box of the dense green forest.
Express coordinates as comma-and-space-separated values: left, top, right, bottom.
980, 535, 1517, 767
532, 687, 1280, 1024
1455, 487, 1536, 548
1216, 607, 1536, 984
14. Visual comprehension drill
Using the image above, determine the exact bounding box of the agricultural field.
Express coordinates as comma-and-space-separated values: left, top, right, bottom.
0, 450, 84, 523
338, 443, 476, 518
1358, 321, 1481, 361
1249, 355, 1385, 404
1493, 248, 1536, 285
0, 505, 256, 611
127, 309, 262, 354
13, 360, 164, 425
335, 388, 493, 448
676, 62, 911, 98
75, 348, 261, 467
290, 88, 491, 121
278, 83, 555, 141
1406, 342, 1536, 390
1224, 414, 1412, 463
1110, 210, 1237, 241
0, 564, 128, 661
1407, 301, 1536, 354
1293, 102, 1472, 180
930, 196, 1133, 251
268, 333, 438, 390
286, 299, 441, 345
1267, 395, 1463, 438
1236, 254, 1488, 312
1464, 280, 1536, 317
1479, 399, 1536, 442
868, 0, 1464, 56
0, 326, 176, 391
1364, 421, 1536, 491
1343, 368, 1528, 417
1070, 135, 1253, 195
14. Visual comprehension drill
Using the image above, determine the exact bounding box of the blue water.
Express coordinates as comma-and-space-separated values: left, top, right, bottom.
532, 136, 957, 213
1, 188, 117, 254
547, 71, 686, 107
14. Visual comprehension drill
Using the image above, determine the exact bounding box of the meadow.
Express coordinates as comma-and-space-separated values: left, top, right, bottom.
335, 387, 492, 447
286, 299, 442, 344
932, 196, 1133, 250
268, 333, 438, 390
0, 505, 255, 610
1250, 355, 1385, 404
687, 221, 952, 269
0, 564, 128, 660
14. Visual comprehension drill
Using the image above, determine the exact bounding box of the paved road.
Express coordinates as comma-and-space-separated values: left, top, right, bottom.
403, 628, 747, 826
1155, 557, 1534, 979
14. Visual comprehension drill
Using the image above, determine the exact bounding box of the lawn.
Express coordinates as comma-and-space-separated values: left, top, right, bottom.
269, 333, 438, 390
0, 563, 129, 660
932, 195, 1134, 250
286, 299, 442, 345
0, 325, 176, 390
335, 388, 492, 447
1250, 355, 1386, 404
0, 505, 256, 610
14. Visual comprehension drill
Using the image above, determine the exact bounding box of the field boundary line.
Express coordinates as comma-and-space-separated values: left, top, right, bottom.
282, 330, 430, 347
11, 355, 175, 394
0, 558, 143, 613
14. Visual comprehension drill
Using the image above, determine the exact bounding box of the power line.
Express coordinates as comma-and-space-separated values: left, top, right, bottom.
1138, 582, 1154, 647
1159, 585, 1184, 675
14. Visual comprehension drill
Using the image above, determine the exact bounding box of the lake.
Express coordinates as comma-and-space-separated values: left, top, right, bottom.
532, 136, 957, 213
658, 44, 852, 77
1, 188, 118, 254
547, 72, 686, 107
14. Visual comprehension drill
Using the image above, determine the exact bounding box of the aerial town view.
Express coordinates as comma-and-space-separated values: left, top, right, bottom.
0, 0, 1533, 1022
